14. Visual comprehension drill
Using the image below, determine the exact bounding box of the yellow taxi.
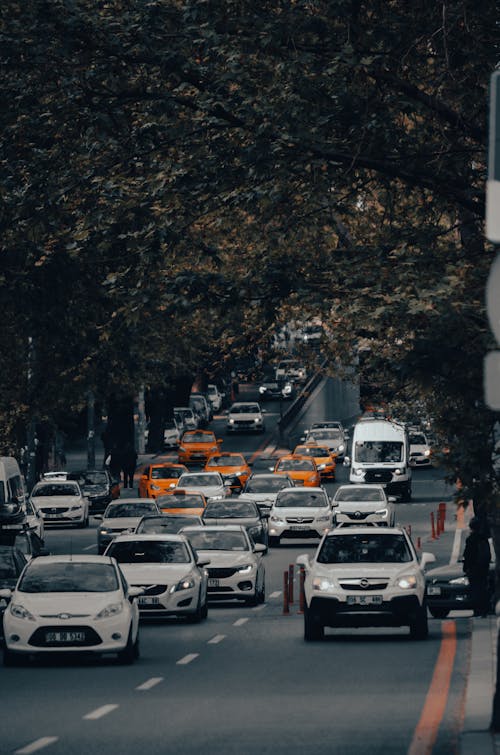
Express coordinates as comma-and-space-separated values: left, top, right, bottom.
292, 444, 336, 480
204, 453, 252, 488
138, 463, 188, 499
273, 455, 321, 487
157, 489, 207, 516
178, 430, 223, 464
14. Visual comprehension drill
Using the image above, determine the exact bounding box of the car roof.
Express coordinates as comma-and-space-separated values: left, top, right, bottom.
108, 533, 188, 543
26, 554, 116, 564
181, 524, 247, 533
326, 526, 407, 537
276, 486, 325, 494
106, 498, 148, 505
335, 483, 385, 492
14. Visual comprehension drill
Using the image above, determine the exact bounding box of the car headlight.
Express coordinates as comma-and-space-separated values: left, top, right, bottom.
259, 387, 266, 394
170, 578, 195, 593
254, 418, 262, 424
229, 419, 235, 425
151, 484, 161, 491
237, 564, 254, 573
308, 474, 317, 482
312, 577, 335, 592
283, 384, 292, 395
178, 446, 186, 452
316, 515, 331, 523
99, 528, 112, 535
449, 576, 469, 585
397, 575, 417, 590
424, 450, 431, 457
10, 604, 36, 621
338, 444, 345, 452
317, 464, 326, 470
70, 504, 82, 511
353, 468, 364, 477
209, 494, 225, 501
394, 468, 405, 476
270, 515, 285, 523
96, 601, 124, 619
375, 508, 388, 518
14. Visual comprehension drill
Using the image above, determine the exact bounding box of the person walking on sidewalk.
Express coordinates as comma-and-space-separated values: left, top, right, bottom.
463, 517, 491, 617
122, 444, 138, 489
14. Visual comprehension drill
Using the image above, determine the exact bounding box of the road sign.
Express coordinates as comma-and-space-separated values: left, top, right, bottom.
485, 352, 500, 410
486, 70, 500, 243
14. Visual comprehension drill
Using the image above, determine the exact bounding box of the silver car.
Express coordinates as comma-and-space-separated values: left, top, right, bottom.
176, 472, 230, 503
95, 499, 160, 554
331, 484, 396, 527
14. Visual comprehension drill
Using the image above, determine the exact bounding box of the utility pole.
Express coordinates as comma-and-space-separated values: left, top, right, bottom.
87, 390, 95, 469
26, 336, 37, 491
135, 386, 146, 454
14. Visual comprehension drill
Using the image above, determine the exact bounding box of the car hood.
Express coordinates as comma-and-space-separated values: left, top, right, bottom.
32, 496, 83, 507
183, 485, 224, 498
313, 563, 419, 579
228, 413, 261, 420
13, 590, 124, 616
242, 493, 279, 504
271, 506, 330, 516
336, 501, 388, 513
195, 550, 255, 567
118, 563, 194, 583
203, 516, 259, 527
425, 563, 464, 580
100, 517, 143, 530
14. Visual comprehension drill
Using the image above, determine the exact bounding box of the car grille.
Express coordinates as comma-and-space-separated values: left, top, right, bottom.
207, 567, 238, 578
344, 511, 371, 520
29, 626, 102, 647
40, 507, 70, 514
364, 469, 393, 484
339, 579, 389, 591
207, 586, 234, 592
136, 584, 168, 596
286, 517, 314, 524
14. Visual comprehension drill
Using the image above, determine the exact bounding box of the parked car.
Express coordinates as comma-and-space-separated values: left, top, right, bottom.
174, 407, 199, 431
0, 456, 27, 526
180, 525, 266, 605
226, 402, 266, 433
202, 498, 269, 548
331, 484, 396, 527
105, 534, 209, 622
163, 419, 182, 448
95, 499, 160, 554
30, 479, 89, 528
0, 544, 28, 640
0, 528, 49, 561
189, 393, 212, 426
297, 527, 435, 641
1, 555, 143, 665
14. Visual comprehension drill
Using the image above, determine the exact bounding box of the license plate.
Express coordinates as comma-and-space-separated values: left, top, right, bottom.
347, 595, 383, 605
139, 597, 160, 605
45, 631, 86, 642
208, 579, 220, 587
45, 513, 61, 519
289, 525, 309, 530
427, 586, 441, 595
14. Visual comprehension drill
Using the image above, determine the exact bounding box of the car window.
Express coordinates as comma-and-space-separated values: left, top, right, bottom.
354, 441, 403, 463
160, 495, 204, 509
151, 467, 183, 480
105, 503, 157, 518
335, 488, 385, 502
245, 477, 291, 493
19, 562, 119, 592
137, 517, 200, 533
179, 474, 221, 487
84, 472, 108, 485
204, 501, 258, 518
275, 491, 328, 508
108, 541, 191, 564
32, 483, 80, 496
317, 534, 412, 564
278, 459, 314, 471
183, 432, 216, 443
184, 531, 249, 551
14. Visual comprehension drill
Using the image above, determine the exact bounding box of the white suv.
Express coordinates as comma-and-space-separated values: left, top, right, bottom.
297, 527, 435, 641
331, 484, 396, 526
268, 487, 333, 546
226, 402, 265, 433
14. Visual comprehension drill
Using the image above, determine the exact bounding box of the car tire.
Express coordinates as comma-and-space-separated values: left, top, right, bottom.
258, 581, 266, 604
186, 592, 206, 623
401, 486, 412, 503
117, 627, 138, 664
428, 608, 450, 619
304, 608, 324, 641
268, 536, 280, 547
409, 606, 429, 640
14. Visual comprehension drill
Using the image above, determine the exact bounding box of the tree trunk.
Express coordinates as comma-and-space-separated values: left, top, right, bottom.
489, 510, 500, 730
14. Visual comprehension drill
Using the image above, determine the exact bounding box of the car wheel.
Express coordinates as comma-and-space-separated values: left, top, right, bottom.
117, 627, 138, 664
429, 608, 450, 619
304, 608, 324, 641
258, 581, 266, 604
186, 592, 206, 623
401, 486, 412, 503
3, 648, 20, 667
409, 606, 429, 640
268, 536, 280, 547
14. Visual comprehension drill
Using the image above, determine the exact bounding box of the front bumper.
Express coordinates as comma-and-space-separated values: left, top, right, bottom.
39, 508, 86, 526
269, 520, 331, 539
132, 583, 200, 618
308, 594, 423, 628
206, 567, 258, 600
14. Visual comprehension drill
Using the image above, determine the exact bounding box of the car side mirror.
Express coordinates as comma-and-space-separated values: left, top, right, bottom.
388, 496, 397, 502
128, 586, 144, 600
343, 456, 350, 466
0, 588, 13, 601
217, 439, 223, 444
330, 501, 338, 508
197, 557, 211, 567
253, 543, 267, 554
38, 547, 50, 557
296, 554, 310, 568
94, 514, 103, 520
420, 552, 436, 570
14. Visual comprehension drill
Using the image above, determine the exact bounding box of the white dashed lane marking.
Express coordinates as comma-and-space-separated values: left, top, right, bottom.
15, 738, 59, 755
176, 653, 199, 665
83, 543, 97, 551
233, 618, 249, 626
207, 634, 226, 644
136, 677, 164, 691
269, 591, 281, 598
83, 704, 119, 720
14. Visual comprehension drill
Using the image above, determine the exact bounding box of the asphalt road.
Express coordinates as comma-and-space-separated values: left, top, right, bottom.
2, 382, 472, 755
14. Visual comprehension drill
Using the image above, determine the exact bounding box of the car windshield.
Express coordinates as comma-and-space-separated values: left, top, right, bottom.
317, 534, 412, 564
179, 474, 221, 487
160, 495, 204, 509
277, 458, 315, 471
244, 477, 291, 493
0, 548, 19, 578
335, 488, 385, 502
137, 516, 200, 534
204, 502, 258, 518
207, 456, 245, 468
185, 531, 249, 551
108, 540, 191, 564
32, 483, 80, 497
275, 491, 327, 508
309, 429, 342, 440
409, 434, 427, 445
295, 447, 330, 457
19, 562, 119, 593
105, 503, 157, 518
354, 441, 403, 463
230, 405, 260, 414
183, 432, 216, 443
83, 472, 108, 485
151, 467, 183, 480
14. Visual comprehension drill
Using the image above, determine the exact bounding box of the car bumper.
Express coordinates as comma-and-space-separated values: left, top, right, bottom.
3, 614, 132, 654
307, 594, 423, 627
133, 586, 201, 617
206, 570, 258, 600
39, 510, 86, 526
269, 523, 331, 539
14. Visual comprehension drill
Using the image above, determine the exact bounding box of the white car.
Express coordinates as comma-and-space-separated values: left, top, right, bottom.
174, 407, 199, 431
96, 499, 161, 554
30, 479, 89, 528
268, 487, 334, 546
105, 534, 209, 622
1, 555, 142, 665
226, 402, 266, 433
408, 430, 433, 468
297, 527, 435, 641
176, 472, 230, 503
331, 484, 396, 527
163, 420, 181, 448
302, 427, 347, 460
275, 359, 308, 383
206, 384, 223, 412
240, 473, 296, 515
180, 525, 266, 605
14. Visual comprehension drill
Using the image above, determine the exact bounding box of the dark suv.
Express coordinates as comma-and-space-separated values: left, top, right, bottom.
70, 469, 120, 514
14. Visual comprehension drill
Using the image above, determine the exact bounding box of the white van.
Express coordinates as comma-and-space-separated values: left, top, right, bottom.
0, 456, 27, 524
346, 420, 412, 501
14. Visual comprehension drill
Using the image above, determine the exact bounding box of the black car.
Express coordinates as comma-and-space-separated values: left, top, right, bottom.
425, 553, 495, 618
202, 498, 269, 548
135, 514, 204, 534
70, 469, 120, 514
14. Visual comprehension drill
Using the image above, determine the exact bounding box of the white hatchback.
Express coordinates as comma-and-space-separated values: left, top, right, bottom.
1, 555, 142, 665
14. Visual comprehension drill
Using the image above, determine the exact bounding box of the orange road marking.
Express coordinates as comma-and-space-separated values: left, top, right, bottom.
408, 620, 457, 755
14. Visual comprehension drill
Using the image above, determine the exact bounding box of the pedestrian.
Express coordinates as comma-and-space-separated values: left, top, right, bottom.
122, 444, 138, 489
109, 445, 123, 483
463, 517, 491, 617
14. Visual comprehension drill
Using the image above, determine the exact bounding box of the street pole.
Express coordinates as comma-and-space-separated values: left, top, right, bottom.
87, 390, 95, 469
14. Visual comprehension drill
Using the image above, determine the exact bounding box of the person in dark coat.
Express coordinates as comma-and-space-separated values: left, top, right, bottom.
122, 445, 138, 489
463, 517, 491, 617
